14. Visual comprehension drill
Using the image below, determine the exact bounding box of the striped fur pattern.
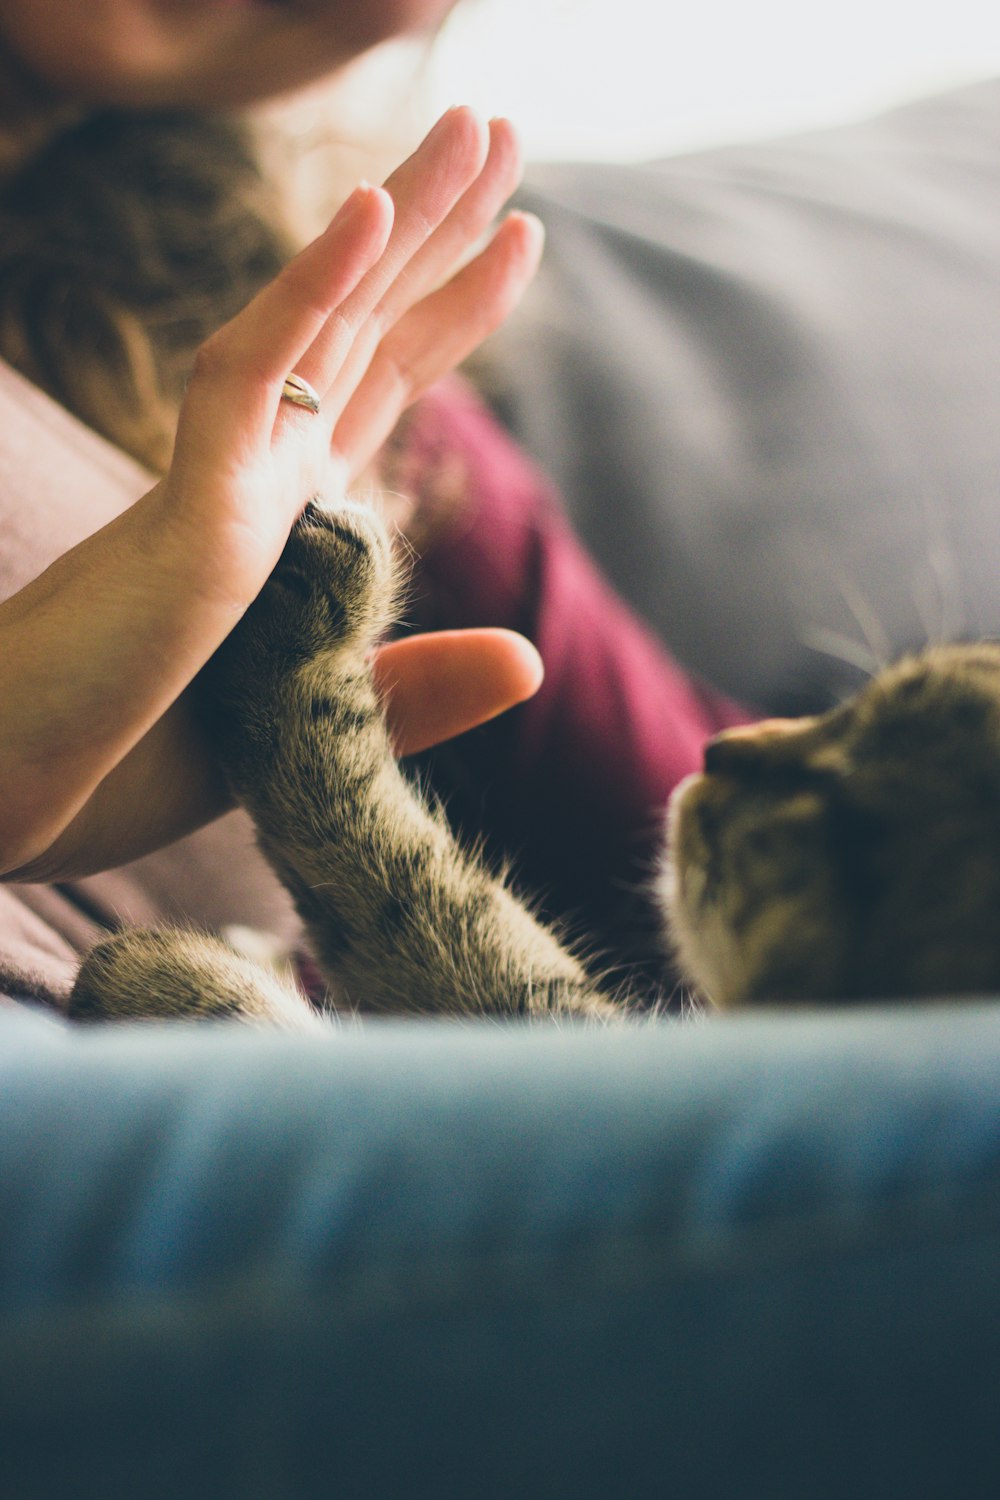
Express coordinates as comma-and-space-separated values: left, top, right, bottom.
664, 644, 1000, 1007
69, 501, 615, 1028
69, 503, 1000, 1026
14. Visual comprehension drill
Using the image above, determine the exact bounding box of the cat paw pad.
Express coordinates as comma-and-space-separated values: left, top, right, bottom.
271, 498, 395, 651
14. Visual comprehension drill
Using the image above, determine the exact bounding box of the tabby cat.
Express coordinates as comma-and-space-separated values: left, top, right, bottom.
68, 499, 1000, 1025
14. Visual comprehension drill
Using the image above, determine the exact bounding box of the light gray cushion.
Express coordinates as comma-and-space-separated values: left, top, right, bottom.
488, 78, 1000, 711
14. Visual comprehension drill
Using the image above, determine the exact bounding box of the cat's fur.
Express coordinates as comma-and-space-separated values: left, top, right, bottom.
666, 644, 1000, 1007
68, 501, 1000, 1026
69, 501, 616, 1028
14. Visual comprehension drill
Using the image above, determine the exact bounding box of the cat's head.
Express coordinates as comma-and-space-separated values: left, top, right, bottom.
661, 643, 1000, 1008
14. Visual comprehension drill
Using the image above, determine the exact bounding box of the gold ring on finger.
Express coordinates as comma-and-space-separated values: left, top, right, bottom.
280, 372, 322, 414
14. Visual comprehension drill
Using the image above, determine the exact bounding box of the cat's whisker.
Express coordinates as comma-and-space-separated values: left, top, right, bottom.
911, 534, 967, 647
915, 483, 969, 646
800, 627, 883, 679
828, 568, 892, 673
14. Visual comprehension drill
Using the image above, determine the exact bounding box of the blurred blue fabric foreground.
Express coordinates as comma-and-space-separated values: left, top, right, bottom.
2, 1003, 998, 1498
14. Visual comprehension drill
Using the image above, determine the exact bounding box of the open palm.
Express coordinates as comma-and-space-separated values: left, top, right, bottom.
165, 107, 543, 607
0, 109, 545, 880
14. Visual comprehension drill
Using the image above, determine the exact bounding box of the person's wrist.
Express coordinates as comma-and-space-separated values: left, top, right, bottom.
1, 689, 232, 883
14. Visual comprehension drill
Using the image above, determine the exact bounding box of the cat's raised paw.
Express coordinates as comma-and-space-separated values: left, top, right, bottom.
268, 498, 396, 658
201, 497, 396, 745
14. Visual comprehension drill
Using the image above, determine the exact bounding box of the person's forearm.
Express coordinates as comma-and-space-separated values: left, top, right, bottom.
0, 489, 247, 876
3, 691, 232, 883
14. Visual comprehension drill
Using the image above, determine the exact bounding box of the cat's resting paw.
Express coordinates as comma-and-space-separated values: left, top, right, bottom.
67, 927, 326, 1029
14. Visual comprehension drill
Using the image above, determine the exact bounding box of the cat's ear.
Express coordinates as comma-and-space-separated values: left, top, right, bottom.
703, 716, 850, 778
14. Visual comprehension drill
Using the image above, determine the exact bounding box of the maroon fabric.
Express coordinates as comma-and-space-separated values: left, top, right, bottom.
404, 380, 752, 981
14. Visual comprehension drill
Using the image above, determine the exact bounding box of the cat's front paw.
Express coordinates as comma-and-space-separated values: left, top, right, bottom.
237, 497, 394, 672
68, 927, 325, 1030
268, 498, 396, 661
201, 498, 396, 773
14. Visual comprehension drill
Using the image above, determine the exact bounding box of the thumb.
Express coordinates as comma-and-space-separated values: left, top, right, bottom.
373, 628, 544, 757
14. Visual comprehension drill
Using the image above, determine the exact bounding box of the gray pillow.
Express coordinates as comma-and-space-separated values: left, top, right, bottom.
485, 78, 1000, 712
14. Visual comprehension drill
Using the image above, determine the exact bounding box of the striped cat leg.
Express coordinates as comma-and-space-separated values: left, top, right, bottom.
205, 502, 615, 1021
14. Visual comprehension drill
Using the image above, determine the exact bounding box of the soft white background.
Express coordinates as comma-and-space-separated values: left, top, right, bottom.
421, 0, 1000, 159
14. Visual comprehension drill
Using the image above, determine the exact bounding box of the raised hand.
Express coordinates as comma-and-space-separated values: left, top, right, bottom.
165, 108, 542, 596
0, 110, 545, 880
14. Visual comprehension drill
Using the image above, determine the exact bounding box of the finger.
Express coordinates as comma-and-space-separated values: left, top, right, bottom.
332, 211, 545, 477
373, 628, 544, 757
171, 183, 394, 474
294, 107, 490, 400
320, 118, 524, 423
351, 117, 523, 357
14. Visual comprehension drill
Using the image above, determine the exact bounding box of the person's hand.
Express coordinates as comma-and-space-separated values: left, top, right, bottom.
163, 108, 541, 595
0, 109, 545, 881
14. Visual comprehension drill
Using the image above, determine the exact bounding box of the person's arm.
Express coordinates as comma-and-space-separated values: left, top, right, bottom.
0, 109, 545, 882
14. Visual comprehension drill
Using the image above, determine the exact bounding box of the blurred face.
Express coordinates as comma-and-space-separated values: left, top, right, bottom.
0, 0, 455, 108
